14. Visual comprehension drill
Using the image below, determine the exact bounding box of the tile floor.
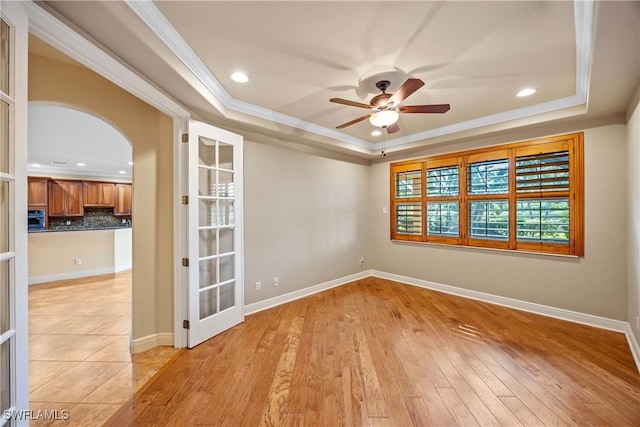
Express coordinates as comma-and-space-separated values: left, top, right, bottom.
28, 271, 180, 426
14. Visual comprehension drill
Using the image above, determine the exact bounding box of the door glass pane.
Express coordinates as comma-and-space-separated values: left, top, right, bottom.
1, 338, 11, 413
199, 229, 217, 258
218, 171, 234, 197
219, 228, 234, 255
0, 181, 9, 253
199, 199, 218, 227
218, 200, 234, 226
220, 282, 234, 311
218, 142, 233, 170
219, 254, 234, 283
198, 137, 216, 167
198, 167, 216, 197
0, 19, 9, 95
1, 100, 9, 174
199, 288, 218, 319
199, 258, 217, 289
0, 260, 9, 334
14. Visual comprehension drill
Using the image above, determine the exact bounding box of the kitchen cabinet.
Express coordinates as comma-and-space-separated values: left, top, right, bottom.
83, 181, 115, 207
27, 177, 48, 208
48, 180, 84, 217
114, 183, 132, 216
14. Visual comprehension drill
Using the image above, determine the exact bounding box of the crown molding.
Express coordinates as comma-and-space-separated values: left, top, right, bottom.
125, 0, 593, 152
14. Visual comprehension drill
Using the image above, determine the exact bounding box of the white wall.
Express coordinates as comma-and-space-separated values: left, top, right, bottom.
114, 227, 132, 272
368, 124, 628, 320
628, 93, 640, 342
243, 141, 370, 305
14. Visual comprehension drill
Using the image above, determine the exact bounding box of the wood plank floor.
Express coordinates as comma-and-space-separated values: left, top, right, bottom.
107, 277, 640, 426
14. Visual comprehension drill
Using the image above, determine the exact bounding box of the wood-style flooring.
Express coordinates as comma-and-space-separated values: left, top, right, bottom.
107, 276, 640, 426
28, 271, 180, 426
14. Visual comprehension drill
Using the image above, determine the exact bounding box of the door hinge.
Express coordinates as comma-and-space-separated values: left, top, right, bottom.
182, 258, 189, 267
181, 133, 188, 143
183, 320, 190, 329
182, 195, 189, 205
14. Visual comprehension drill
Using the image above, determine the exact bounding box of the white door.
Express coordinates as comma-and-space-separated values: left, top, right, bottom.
186, 120, 243, 348
1, 3, 29, 426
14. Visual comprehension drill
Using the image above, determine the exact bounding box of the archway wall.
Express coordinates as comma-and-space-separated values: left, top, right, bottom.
28, 53, 175, 340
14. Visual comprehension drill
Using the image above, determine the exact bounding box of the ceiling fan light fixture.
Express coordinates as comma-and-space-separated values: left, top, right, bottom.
369, 110, 399, 128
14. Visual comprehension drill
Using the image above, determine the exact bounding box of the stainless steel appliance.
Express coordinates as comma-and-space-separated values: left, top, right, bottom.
28, 209, 46, 231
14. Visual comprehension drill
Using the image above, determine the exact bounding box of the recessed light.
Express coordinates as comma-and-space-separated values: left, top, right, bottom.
32, 163, 41, 168
119, 170, 126, 174
231, 71, 249, 83
77, 162, 86, 167
50, 161, 67, 166
371, 130, 382, 136
128, 161, 133, 165
517, 88, 536, 97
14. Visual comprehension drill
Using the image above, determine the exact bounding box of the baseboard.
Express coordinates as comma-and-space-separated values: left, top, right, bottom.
244, 270, 373, 316
28, 267, 115, 285
131, 332, 174, 354
371, 270, 639, 373
623, 324, 640, 373
371, 270, 628, 333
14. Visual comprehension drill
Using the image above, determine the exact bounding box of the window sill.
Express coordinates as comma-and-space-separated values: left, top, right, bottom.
390, 239, 581, 259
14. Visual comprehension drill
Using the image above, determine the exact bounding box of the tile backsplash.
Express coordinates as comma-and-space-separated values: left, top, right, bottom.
48, 208, 131, 231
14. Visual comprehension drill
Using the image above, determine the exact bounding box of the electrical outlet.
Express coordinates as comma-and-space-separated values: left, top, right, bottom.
359, 257, 364, 267
255, 281, 261, 291
75, 258, 82, 265
273, 277, 279, 287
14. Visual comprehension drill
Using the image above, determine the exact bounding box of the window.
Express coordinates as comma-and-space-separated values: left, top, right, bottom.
390, 133, 584, 256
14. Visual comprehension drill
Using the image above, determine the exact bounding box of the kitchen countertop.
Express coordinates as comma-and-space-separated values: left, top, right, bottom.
29, 226, 132, 233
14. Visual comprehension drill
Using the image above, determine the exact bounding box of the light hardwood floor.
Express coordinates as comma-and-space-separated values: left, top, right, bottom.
107, 276, 640, 426
28, 271, 180, 426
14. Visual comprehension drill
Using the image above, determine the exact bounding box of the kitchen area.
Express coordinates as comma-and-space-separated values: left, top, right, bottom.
27, 176, 133, 284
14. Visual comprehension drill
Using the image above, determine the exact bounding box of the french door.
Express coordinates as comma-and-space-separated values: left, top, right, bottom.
186, 120, 244, 348
1, 3, 28, 426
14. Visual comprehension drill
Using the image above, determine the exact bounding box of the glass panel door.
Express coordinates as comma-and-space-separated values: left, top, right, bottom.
187, 121, 243, 348
0, 4, 28, 424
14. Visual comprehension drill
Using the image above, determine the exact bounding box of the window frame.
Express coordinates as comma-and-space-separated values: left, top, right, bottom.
390, 133, 584, 256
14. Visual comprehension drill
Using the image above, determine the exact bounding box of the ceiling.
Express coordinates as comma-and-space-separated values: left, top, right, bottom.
32, 1, 639, 160
28, 104, 132, 179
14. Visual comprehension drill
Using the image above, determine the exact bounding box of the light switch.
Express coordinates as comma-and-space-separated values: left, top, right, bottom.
382, 206, 388, 214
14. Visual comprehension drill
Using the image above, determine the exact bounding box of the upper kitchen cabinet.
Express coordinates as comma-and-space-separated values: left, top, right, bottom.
27, 177, 48, 208
114, 183, 132, 216
83, 181, 115, 207
48, 179, 84, 217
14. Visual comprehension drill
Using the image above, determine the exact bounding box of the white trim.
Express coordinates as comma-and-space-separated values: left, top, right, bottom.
124, 0, 593, 153
173, 118, 188, 349
24, 1, 190, 119
131, 332, 175, 354
244, 270, 373, 316
28, 267, 116, 285
371, 270, 629, 333
623, 324, 640, 374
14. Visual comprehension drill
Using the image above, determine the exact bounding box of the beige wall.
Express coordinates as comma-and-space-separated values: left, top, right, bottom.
628, 91, 640, 342
28, 230, 114, 281
368, 124, 628, 320
243, 141, 370, 305
28, 54, 174, 339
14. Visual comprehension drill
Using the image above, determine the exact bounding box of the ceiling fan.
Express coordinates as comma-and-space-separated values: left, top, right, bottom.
330, 78, 450, 134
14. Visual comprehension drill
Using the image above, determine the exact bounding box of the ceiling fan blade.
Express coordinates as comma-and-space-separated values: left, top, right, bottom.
336, 114, 370, 129
388, 78, 425, 106
330, 98, 372, 109
400, 104, 451, 114
386, 122, 400, 134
